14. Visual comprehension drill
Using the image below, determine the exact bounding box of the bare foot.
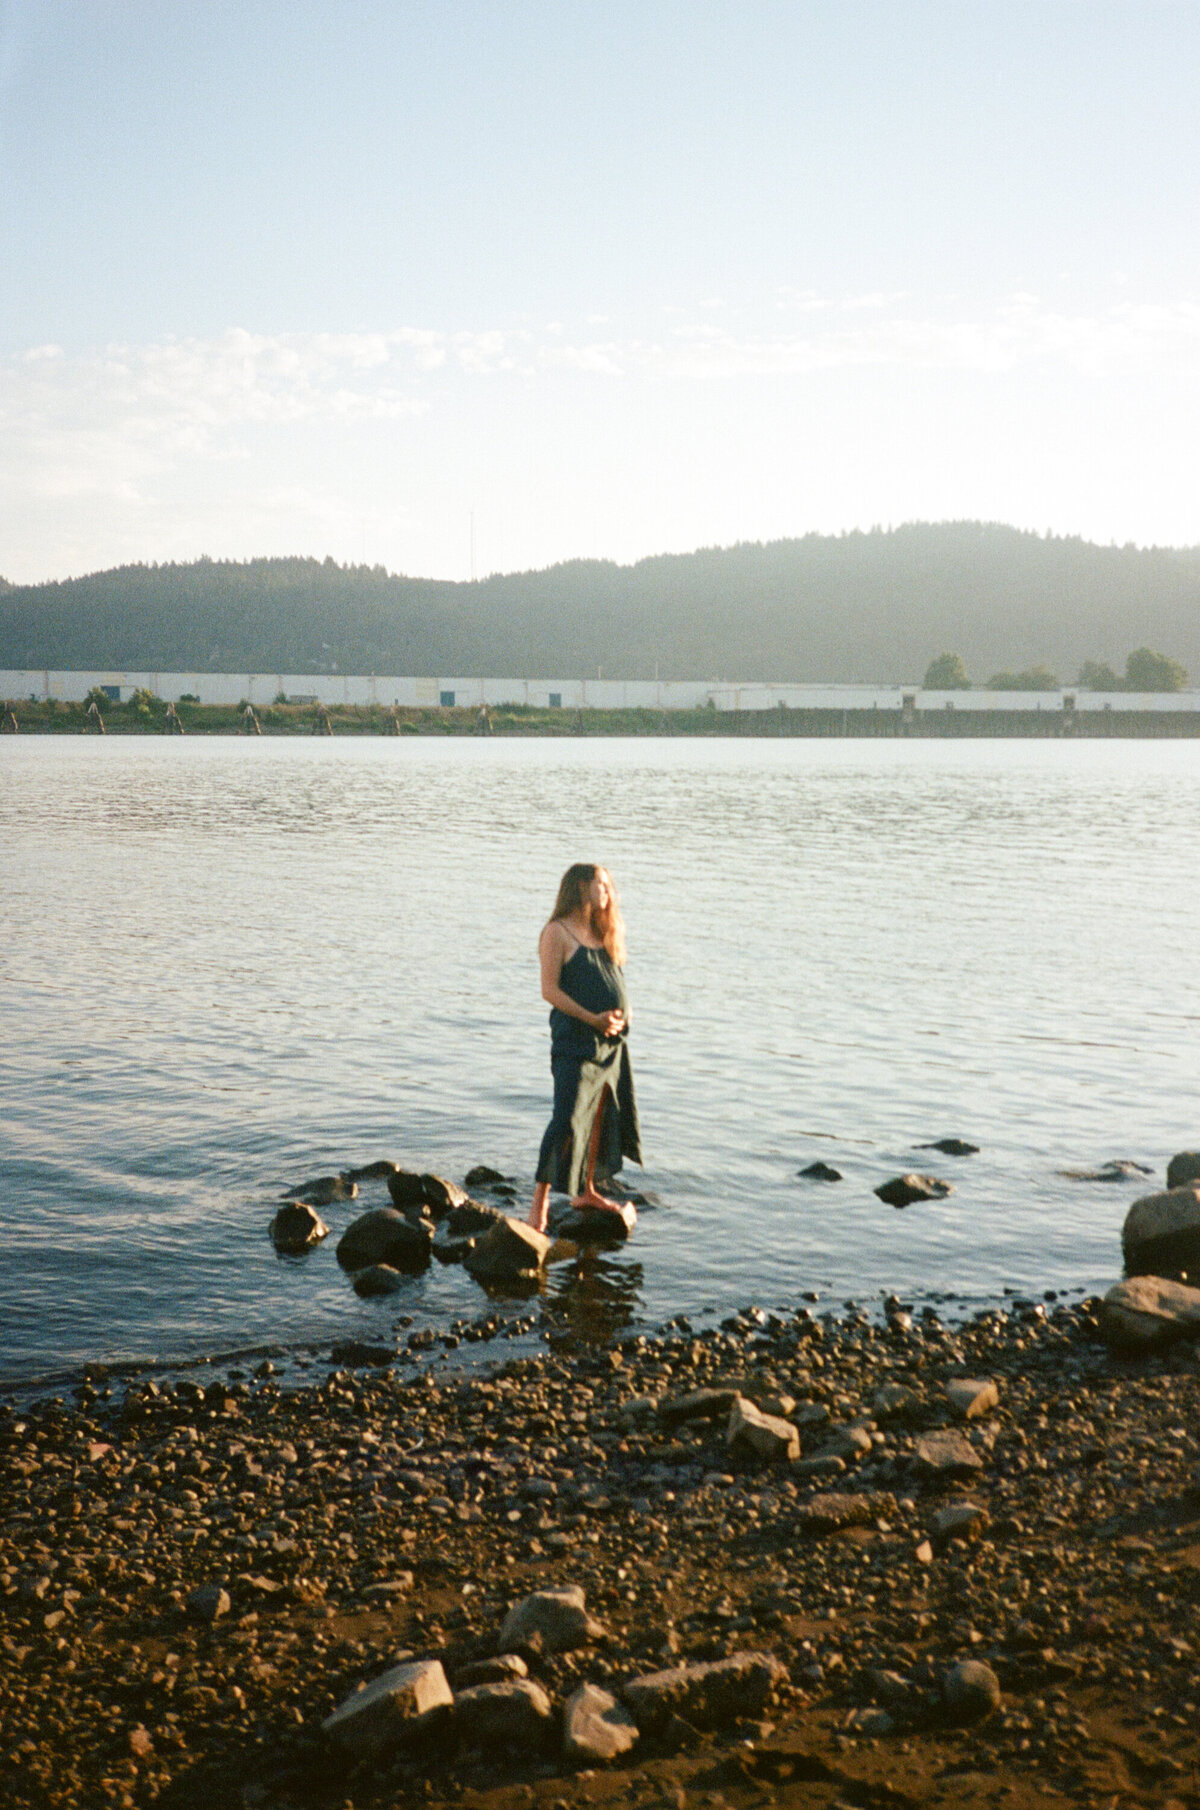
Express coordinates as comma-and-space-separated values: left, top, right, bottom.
570, 1187, 626, 1215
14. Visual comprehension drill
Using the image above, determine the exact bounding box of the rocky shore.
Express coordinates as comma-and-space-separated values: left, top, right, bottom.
5, 1278, 1200, 1810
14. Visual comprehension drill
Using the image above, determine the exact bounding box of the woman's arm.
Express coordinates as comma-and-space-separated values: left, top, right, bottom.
539, 923, 625, 1036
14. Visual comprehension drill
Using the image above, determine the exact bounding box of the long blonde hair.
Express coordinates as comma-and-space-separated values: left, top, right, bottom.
549, 863, 627, 967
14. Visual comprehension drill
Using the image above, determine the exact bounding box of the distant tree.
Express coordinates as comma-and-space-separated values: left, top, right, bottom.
84, 685, 111, 713
923, 652, 971, 689
1076, 660, 1124, 691
1124, 646, 1187, 692
986, 665, 1060, 691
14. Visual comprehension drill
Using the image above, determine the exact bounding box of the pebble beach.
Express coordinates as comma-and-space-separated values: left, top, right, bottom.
5, 1273, 1200, 1810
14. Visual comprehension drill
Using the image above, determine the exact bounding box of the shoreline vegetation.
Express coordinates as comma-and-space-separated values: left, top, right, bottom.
6, 695, 1200, 738
4, 1277, 1200, 1810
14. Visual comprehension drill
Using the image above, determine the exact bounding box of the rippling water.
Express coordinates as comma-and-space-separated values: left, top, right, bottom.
4, 735, 1199, 1392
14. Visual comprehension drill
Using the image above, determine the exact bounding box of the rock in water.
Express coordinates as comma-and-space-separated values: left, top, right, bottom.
916, 1137, 980, 1156
1101, 1274, 1200, 1351
463, 1217, 551, 1282
942, 1660, 1002, 1724
322, 1658, 453, 1762
875, 1173, 954, 1208
269, 1201, 329, 1253
549, 1199, 637, 1242
344, 1158, 400, 1181
798, 1160, 843, 1181
284, 1174, 357, 1207
1167, 1150, 1200, 1190
562, 1682, 639, 1763
337, 1207, 433, 1272
1060, 1159, 1153, 1182
499, 1586, 604, 1654
1121, 1185, 1200, 1279
386, 1170, 468, 1218
620, 1652, 787, 1733
352, 1264, 406, 1296
464, 1164, 508, 1187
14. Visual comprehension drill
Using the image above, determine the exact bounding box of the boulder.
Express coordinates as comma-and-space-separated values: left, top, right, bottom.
942, 1660, 1001, 1724
453, 1654, 528, 1688
445, 1199, 510, 1237
726, 1396, 799, 1462
874, 1174, 954, 1208
344, 1159, 400, 1181
452, 1679, 554, 1751
562, 1682, 639, 1764
621, 1652, 787, 1733
431, 1225, 476, 1265
1122, 1186, 1200, 1279
352, 1264, 406, 1297
944, 1378, 999, 1421
1167, 1151, 1200, 1191
499, 1586, 604, 1655
285, 1174, 357, 1207
386, 1170, 469, 1218
1101, 1275, 1200, 1351
322, 1658, 452, 1762
916, 1138, 979, 1156
915, 1430, 984, 1477
798, 1160, 843, 1181
336, 1207, 433, 1273
270, 1201, 329, 1253
464, 1164, 508, 1187
549, 1200, 637, 1242
464, 1217, 551, 1282
329, 1339, 396, 1366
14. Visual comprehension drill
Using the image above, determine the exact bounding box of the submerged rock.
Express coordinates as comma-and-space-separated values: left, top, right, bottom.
269, 1200, 329, 1253
1060, 1159, 1153, 1182
352, 1263, 406, 1296
329, 1339, 396, 1366
875, 1174, 954, 1208
916, 1137, 980, 1156
464, 1164, 508, 1188
337, 1207, 433, 1272
285, 1174, 357, 1207
386, 1171, 469, 1219
798, 1160, 843, 1181
344, 1158, 401, 1182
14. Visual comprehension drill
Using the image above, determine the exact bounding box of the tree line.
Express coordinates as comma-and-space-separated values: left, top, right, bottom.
3, 524, 1200, 683
923, 647, 1189, 692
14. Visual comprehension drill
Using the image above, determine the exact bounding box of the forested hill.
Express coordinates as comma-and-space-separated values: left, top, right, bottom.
3, 525, 1199, 683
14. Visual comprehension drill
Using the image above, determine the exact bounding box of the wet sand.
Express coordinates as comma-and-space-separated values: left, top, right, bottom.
3, 1291, 1200, 1809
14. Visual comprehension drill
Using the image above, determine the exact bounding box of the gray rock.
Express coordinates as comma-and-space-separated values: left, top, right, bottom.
464, 1164, 508, 1188
726, 1396, 799, 1462
343, 1158, 400, 1181
285, 1174, 357, 1207
657, 1388, 740, 1426
932, 1501, 989, 1542
387, 1170, 468, 1218
431, 1225, 477, 1265
1101, 1274, 1200, 1351
798, 1161, 843, 1181
186, 1584, 230, 1623
621, 1652, 787, 1733
1167, 1151, 1200, 1190
336, 1207, 433, 1273
499, 1586, 604, 1654
463, 1217, 551, 1282
445, 1199, 510, 1236
453, 1654, 529, 1688
329, 1339, 396, 1366
874, 1174, 954, 1208
814, 1425, 873, 1463
792, 1492, 884, 1537
1122, 1186, 1200, 1279
562, 1682, 639, 1764
1059, 1159, 1152, 1182
453, 1679, 554, 1750
794, 1454, 846, 1481
352, 1264, 406, 1297
944, 1378, 999, 1421
872, 1382, 922, 1422
942, 1659, 1001, 1724
549, 1200, 637, 1242
916, 1138, 980, 1156
322, 1658, 453, 1762
847, 1706, 895, 1736
915, 1430, 984, 1477
270, 1200, 329, 1253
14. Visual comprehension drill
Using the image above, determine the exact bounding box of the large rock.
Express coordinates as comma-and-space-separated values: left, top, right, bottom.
499, 1586, 604, 1655
942, 1660, 1001, 1724
344, 1158, 400, 1181
352, 1264, 406, 1297
915, 1430, 984, 1477
1167, 1151, 1200, 1190
562, 1683, 639, 1764
1122, 1186, 1200, 1279
286, 1174, 356, 1207
336, 1207, 432, 1273
792, 1492, 884, 1537
621, 1652, 787, 1733
464, 1217, 551, 1282
445, 1199, 510, 1236
549, 1200, 637, 1242
452, 1679, 553, 1751
322, 1658, 452, 1762
874, 1174, 953, 1208
916, 1137, 979, 1156
1101, 1274, 1200, 1351
386, 1170, 468, 1219
270, 1201, 329, 1253
726, 1396, 799, 1462
944, 1378, 999, 1421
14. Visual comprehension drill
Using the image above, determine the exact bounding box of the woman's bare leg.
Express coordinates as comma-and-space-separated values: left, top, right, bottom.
571, 1090, 624, 1213
527, 1180, 551, 1234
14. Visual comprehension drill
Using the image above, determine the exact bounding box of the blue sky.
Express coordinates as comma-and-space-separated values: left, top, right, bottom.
2, 0, 1199, 581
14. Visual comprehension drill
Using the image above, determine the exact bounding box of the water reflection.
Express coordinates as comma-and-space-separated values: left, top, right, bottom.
544, 1253, 645, 1346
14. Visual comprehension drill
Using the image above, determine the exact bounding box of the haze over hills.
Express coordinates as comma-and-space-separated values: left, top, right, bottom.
2, 523, 1198, 685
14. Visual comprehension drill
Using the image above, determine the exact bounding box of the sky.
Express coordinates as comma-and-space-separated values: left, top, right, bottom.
2, 0, 1199, 584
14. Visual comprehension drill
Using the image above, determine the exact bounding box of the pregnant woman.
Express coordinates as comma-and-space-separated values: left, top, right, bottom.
527, 863, 642, 1234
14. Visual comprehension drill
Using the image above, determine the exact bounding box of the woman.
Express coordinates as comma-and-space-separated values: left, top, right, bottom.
528, 863, 642, 1234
